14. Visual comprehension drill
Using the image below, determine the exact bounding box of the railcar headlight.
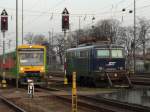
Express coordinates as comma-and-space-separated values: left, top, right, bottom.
20, 67, 24, 71
41, 67, 45, 71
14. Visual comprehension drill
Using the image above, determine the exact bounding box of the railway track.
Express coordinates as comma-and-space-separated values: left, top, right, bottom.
3, 71, 150, 112
80, 95, 150, 112
130, 73, 150, 85
37, 87, 150, 112
48, 71, 150, 86
0, 95, 26, 112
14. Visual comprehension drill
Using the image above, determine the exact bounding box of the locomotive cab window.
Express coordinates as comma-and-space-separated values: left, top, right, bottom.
111, 49, 123, 58
96, 49, 109, 58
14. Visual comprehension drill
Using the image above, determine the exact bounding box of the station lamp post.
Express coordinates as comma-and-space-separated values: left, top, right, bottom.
122, 0, 136, 74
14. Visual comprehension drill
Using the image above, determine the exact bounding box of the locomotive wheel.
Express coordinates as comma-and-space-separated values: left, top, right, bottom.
87, 77, 93, 87
79, 77, 84, 86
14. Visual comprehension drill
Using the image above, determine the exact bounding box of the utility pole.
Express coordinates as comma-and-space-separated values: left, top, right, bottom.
2, 31, 6, 87
51, 28, 54, 48
22, 0, 24, 44
16, 0, 19, 89
8, 40, 11, 49
51, 29, 54, 64
48, 31, 51, 65
48, 29, 54, 66
133, 0, 136, 74
77, 16, 81, 47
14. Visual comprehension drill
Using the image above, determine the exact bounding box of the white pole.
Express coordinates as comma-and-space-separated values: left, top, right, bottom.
133, 0, 136, 74
22, 0, 24, 44
16, 0, 19, 89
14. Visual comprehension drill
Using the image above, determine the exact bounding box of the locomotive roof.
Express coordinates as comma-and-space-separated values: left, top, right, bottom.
67, 44, 124, 52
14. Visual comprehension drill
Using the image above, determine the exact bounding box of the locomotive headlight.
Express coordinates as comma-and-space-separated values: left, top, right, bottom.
114, 73, 117, 77
114, 73, 118, 77
99, 67, 103, 71
119, 67, 123, 70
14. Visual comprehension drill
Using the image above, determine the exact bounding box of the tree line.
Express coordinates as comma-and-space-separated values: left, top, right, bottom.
24, 18, 150, 69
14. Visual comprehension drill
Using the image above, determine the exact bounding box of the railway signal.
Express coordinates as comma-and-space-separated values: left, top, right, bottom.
62, 15, 69, 30
62, 8, 69, 85
1, 9, 8, 31
1, 9, 8, 88
62, 8, 69, 31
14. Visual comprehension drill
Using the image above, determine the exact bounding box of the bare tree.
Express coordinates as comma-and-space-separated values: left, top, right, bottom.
56, 36, 65, 65
54, 33, 75, 65
33, 34, 47, 44
93, 19, 120, 43
137, 18, 150, 64
24, 33, 47, 44
24, 32, 34, 44
117, 26, 134, 69
71, 19, 121, 44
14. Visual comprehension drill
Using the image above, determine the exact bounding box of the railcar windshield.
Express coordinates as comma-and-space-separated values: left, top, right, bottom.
19, 50, 44, 66
111, 49, 123, 58
97, 50, 109, 58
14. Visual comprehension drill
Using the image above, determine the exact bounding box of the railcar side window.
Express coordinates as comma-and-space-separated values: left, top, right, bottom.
72, 52, 76, 57
67, 52, 71, 57
111, 50, 123, 58
79, 50, 88, 58
97, 50, 109, 58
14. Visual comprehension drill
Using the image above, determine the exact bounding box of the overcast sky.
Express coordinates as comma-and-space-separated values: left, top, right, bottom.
0, 0, 150, 52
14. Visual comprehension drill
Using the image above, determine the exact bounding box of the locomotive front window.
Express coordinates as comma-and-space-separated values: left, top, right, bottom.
19, 50, 44, 66
111, 50, 123, 58
97, 50, 109, 58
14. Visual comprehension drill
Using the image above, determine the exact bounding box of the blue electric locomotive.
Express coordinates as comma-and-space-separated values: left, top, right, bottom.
66, 44, 132, 87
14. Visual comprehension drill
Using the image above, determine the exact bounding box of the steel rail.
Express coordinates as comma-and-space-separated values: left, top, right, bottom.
131, 75, 150, 85
35, 88, 150, 112
80, 95, 150, 112
38, 87, 150, 112
36, 87, 108, 111
0, 95, 26, 112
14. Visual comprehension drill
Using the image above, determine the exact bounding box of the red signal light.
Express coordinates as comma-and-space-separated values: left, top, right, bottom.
62, 15, 69, 30
1, 17, 8, 31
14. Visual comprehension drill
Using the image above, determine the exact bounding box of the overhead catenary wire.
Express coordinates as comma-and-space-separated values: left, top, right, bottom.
0, 0, 148, 17
2, 1, 150, 35
0, 0, 149, 16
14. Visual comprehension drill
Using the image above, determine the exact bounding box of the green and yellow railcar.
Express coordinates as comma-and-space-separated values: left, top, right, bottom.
17, 44, 47, 85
